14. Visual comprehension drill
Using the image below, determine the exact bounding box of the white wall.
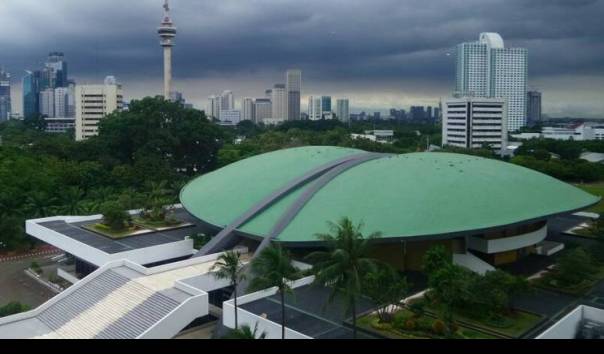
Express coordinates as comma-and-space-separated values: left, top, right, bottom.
26, 215, 195, 267
467, 224, 547, 254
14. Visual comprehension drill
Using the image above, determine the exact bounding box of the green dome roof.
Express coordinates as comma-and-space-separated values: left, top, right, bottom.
180, 146, 600, 243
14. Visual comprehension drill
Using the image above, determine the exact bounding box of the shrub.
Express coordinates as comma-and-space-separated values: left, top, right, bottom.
0, 302, 31, 318
100, 201, 131, 231
30, 261, 42, 275
392, 315, 407, 331
432, 319, 446, 336
409, 302, 425, 319
405, 319, 417, 331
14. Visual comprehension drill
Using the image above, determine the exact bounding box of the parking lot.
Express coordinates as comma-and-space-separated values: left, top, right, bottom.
0, 255, 59, 309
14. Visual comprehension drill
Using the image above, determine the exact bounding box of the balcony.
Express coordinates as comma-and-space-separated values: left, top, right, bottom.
467, 223, 548, 254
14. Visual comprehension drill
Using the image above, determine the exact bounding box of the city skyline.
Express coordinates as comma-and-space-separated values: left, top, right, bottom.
1, 0, 604, 117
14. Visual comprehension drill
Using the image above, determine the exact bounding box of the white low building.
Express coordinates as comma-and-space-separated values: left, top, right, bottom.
442, 97, 508, 150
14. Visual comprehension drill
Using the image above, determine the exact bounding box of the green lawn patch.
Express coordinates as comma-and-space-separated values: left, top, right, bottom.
411, 300, 543, 338
576, 183, 604, 214
533, 266, 604, 296
82, 223, 152, 240
357, 309, 497, 339
131, 217, 192, 231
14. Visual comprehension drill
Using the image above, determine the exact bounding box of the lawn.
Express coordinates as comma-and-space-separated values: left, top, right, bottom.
576, 182, 604, 214
82, 223, 151, 240
357, 309, 498, 339
533, 266, 604, 296
412, 300, 543, 338
131, 217, 190, 231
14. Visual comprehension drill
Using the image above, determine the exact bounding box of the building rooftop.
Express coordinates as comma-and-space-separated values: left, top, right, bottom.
181, 146, 599, 244
36, 208, 202, 255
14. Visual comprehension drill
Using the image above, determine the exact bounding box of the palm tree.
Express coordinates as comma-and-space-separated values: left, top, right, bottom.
211, 251, 246, 329
59, 187, 85, 215
222, 323, 267, 339
248, 245, 298, 339
305, 217, 381, 339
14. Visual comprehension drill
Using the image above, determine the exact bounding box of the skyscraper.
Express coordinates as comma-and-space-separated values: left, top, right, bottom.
527, 91, 542, 126
321, 96, 332, 113
336, 99, 350, 122
158, 0, 177, 99
254, 98, 272, 123
42, 52, 68, 89
0, 69, 11, 122
220, 90, 234, 111
308, 96, 322, 121
456, 33, 528, 131
207, 95, 221, 120
75, 77, 124, 141
23, 70, 41, 119
39, 88, 55, 118
242, 97, 255, 122
271, 84, 287, 122
286, 69, 301, 121
54, 87, 70, 118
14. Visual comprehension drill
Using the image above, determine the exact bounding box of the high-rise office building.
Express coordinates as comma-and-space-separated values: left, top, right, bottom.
22, 70, 42, 119
53, 87, 70, 118
39, 88, 55, 118
254, 98, 272, 123
308, 96, 322, 121
336, 99, 350, 122
286, 69, 301, 121
442, 97, 507, 150
0, 69, 10, 122
321, 96, 332, 113
207, 95, 221, 120
242, 97, 255, 122
75, 77, 124, 141
271, 84, 287, 122
221, 90, 234, 111
455, 33, 528, 131
42, 52, 68, 90
527, 91, 542, 127
265, 89, 272, 99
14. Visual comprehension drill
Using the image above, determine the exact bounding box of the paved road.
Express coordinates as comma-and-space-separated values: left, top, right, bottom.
0, 255, 58, 309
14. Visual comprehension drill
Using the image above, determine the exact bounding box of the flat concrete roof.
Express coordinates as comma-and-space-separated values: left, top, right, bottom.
37, 208, 204, 254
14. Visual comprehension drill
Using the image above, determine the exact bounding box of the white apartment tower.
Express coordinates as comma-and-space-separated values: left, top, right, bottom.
254, 99, 272, 124
442, 97, 508, 151
308, 96, 322, 121
53, 87, 69, 117
39, 88, 55, 118
207, 95, 221, 120
220, 90, 234, 111
242, 97, 255, 122
75, 77, 124, 141
286, 69, 302, 121
456, 33, 528, 131
336, 99, 350, 122
271, 84, 287, 123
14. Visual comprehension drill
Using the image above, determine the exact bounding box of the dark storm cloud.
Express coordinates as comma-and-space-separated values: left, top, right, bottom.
1, 0, 603, 116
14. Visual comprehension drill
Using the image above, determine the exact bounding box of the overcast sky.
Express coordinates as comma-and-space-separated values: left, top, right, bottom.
1, 0, 604, 117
